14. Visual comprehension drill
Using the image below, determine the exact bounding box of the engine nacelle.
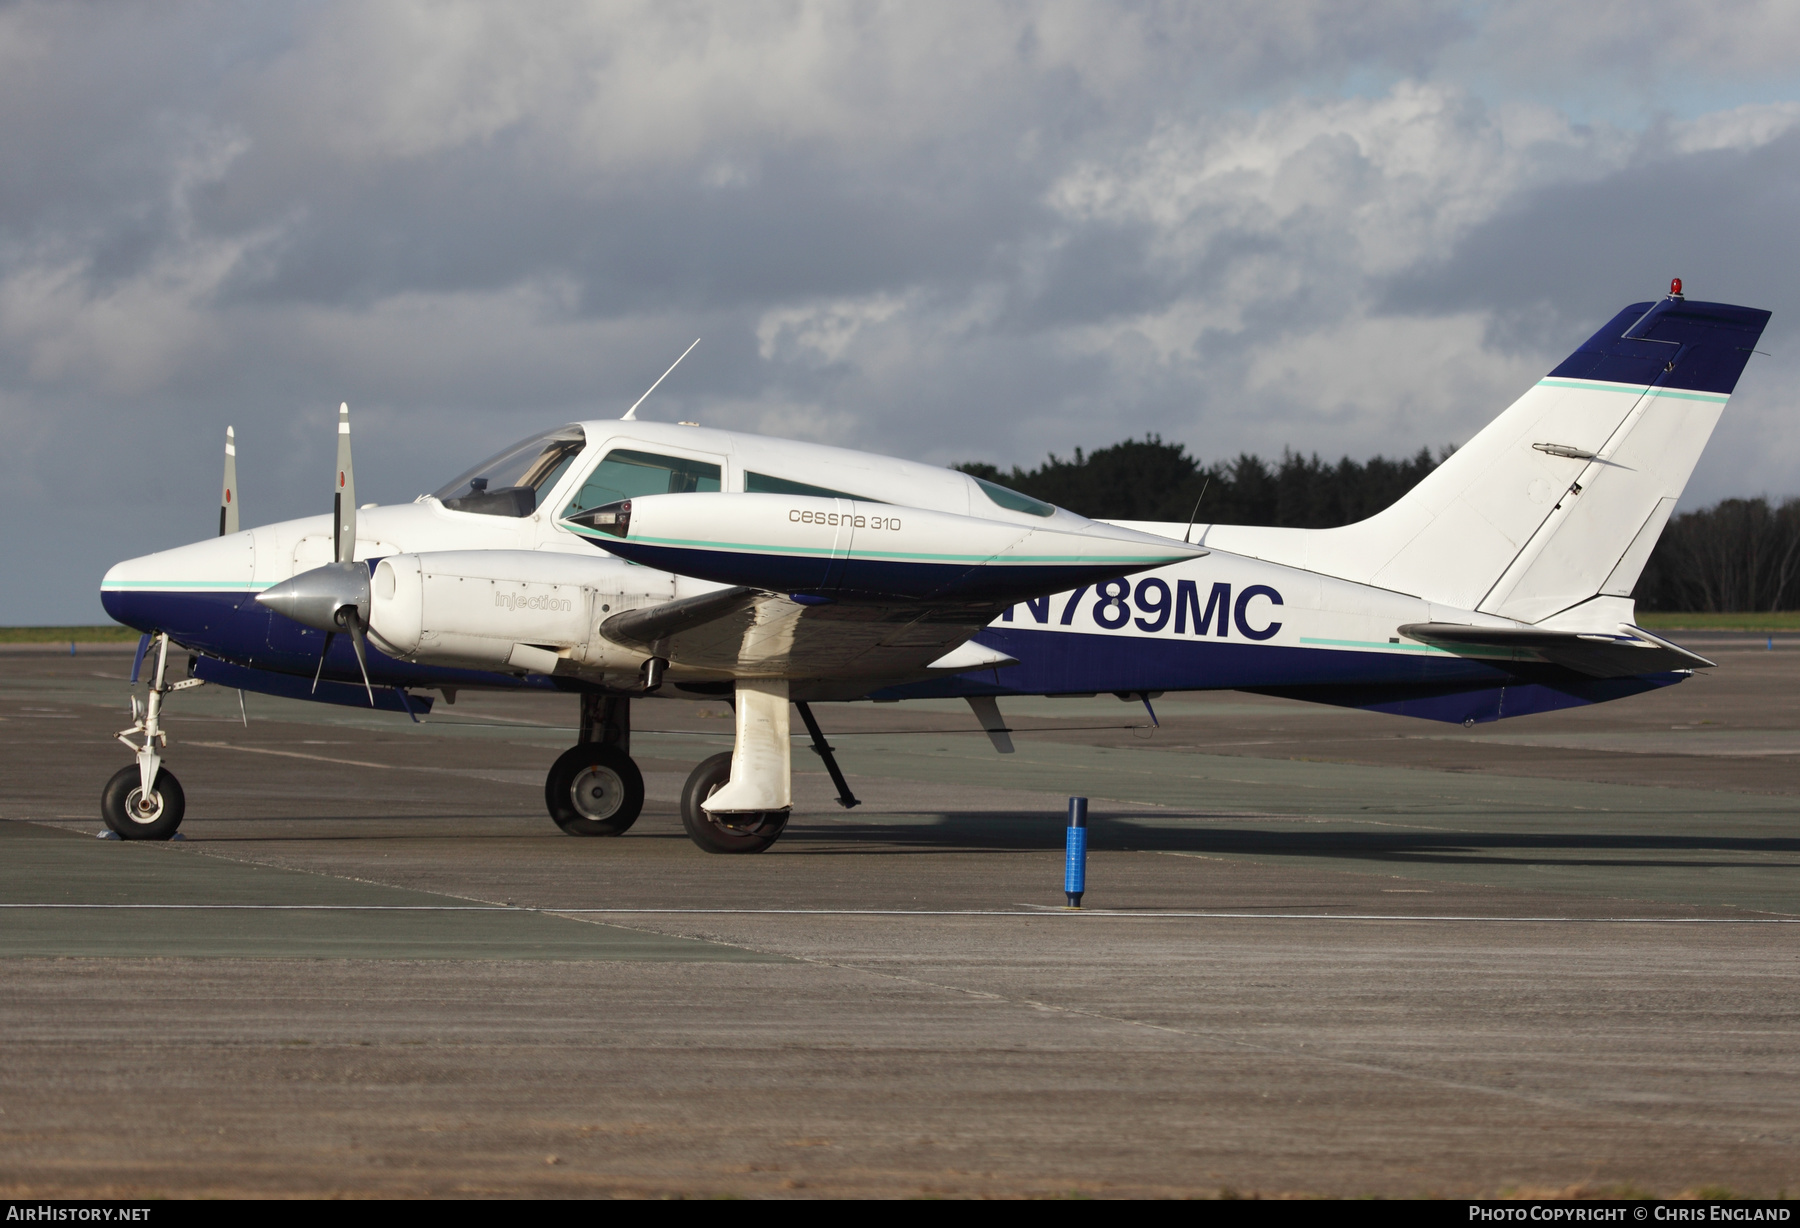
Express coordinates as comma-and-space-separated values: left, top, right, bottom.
368, 550, 672, 675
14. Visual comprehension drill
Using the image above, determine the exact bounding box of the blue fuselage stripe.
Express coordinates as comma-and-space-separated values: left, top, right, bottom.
104, 587, 1686, 724
101, 589, 547, 692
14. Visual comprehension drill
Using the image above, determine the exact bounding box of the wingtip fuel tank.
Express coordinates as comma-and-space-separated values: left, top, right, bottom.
562, 492, 1204, 603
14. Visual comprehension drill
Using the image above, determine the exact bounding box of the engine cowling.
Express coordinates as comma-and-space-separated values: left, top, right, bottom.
368, 550, 671, 675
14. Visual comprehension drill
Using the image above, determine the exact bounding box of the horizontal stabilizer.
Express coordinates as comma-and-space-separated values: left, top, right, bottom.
1397, 622, 1712, 679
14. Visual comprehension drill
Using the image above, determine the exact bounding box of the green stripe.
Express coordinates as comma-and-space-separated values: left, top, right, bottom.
101, 580, 273, 591
1299, 636, 1448, 654
1300, 635, 1534, 661
1536, 378, 1729, 404
571, 526, 1183, 566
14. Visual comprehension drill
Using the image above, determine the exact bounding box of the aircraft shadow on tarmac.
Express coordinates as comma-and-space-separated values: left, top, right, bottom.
191, 810, 1800, 869
775, 813, 1800, 868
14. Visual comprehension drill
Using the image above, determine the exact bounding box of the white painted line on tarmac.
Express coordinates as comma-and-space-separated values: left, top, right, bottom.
1, 903, 1793, 922
0, 903, 511, 910
188, 741, 394, 769
548, 908, 1800, 922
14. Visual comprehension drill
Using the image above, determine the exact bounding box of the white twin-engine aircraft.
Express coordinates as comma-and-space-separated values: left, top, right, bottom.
100, 283, 1770, 852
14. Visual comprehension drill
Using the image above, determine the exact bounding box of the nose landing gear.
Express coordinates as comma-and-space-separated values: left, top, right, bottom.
106, 632, 203, 840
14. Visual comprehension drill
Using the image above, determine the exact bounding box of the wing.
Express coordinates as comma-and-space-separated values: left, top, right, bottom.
600, 588, 1013, 698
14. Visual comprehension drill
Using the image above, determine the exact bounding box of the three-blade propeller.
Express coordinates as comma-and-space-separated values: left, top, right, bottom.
255, 403, 376, 705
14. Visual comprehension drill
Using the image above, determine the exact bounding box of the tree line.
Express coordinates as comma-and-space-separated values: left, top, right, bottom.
958, 437, 1799, 613
958, 436, 1446, 530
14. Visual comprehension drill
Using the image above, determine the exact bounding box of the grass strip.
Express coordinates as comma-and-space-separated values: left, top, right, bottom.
1636, 611, 1800, 631
0, 625, 141, 643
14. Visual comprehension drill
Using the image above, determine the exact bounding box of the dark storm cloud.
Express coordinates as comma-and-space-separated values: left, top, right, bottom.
1383, 127, 1800, 333
1379, 125, 1800, 504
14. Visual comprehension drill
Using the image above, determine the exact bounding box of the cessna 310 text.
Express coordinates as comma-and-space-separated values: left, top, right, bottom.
100, 282, 1770, 852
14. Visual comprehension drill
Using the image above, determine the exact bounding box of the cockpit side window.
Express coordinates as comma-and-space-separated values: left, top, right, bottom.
433, 426, 586, 518
564, 449, 722, 515
973, 475, 1056, 518
745, 471, 880, 502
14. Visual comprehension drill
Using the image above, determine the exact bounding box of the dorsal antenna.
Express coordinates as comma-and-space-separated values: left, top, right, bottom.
1183, 476, 1211, 545
622, 338, 701, 421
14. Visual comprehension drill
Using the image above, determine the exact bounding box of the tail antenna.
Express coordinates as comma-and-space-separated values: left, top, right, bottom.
621, 338, 700, 421
1183, 477, 1211, 545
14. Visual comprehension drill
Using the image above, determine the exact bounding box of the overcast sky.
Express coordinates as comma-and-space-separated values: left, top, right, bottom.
6, 1, 1800, 623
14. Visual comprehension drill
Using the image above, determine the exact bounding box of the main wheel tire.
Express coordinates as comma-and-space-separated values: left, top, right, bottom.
679, 752, 789, 854
101, 764, 186, 841
545, 743, 644, 836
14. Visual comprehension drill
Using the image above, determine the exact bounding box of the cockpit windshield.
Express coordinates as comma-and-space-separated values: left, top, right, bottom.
431, 426, 586, 517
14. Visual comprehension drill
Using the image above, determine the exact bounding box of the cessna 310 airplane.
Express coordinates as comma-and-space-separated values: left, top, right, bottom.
99, 281, 1770, 852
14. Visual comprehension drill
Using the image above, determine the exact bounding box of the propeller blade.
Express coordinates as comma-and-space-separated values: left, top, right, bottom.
312, 630, 336, 694
219, 425, 239, 536
333, 402, 356, 563
344, 612, 376, 706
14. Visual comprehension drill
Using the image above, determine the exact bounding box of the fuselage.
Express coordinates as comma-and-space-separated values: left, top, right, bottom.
101, 416, 1683, 724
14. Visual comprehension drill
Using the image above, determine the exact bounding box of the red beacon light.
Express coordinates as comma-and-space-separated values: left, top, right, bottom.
1670, 277, 1684, 299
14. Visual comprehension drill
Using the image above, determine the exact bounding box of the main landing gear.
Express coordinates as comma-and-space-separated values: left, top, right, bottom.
545, 693, 645, 836
679, 751, 788, 854
105, 632, 203, 840
547, 683, 860, 855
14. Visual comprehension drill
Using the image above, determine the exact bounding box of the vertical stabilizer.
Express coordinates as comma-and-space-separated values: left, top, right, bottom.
1472, 295, 1769, 621
1190, 288, 1770, 621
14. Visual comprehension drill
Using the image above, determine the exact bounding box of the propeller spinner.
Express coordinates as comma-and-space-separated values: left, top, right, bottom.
256, 403, 376, 704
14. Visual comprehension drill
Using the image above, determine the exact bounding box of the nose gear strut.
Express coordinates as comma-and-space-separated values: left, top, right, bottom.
106, 631, 202, 840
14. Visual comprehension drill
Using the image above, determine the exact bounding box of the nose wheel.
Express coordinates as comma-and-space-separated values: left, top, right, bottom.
101, 764, 186, 840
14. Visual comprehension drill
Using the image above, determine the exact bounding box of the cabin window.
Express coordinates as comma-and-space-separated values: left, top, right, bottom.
564, 449, 722, 515
745, 472, 878, 502
973, 475, 1055, 517
432, 426, 586, 517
